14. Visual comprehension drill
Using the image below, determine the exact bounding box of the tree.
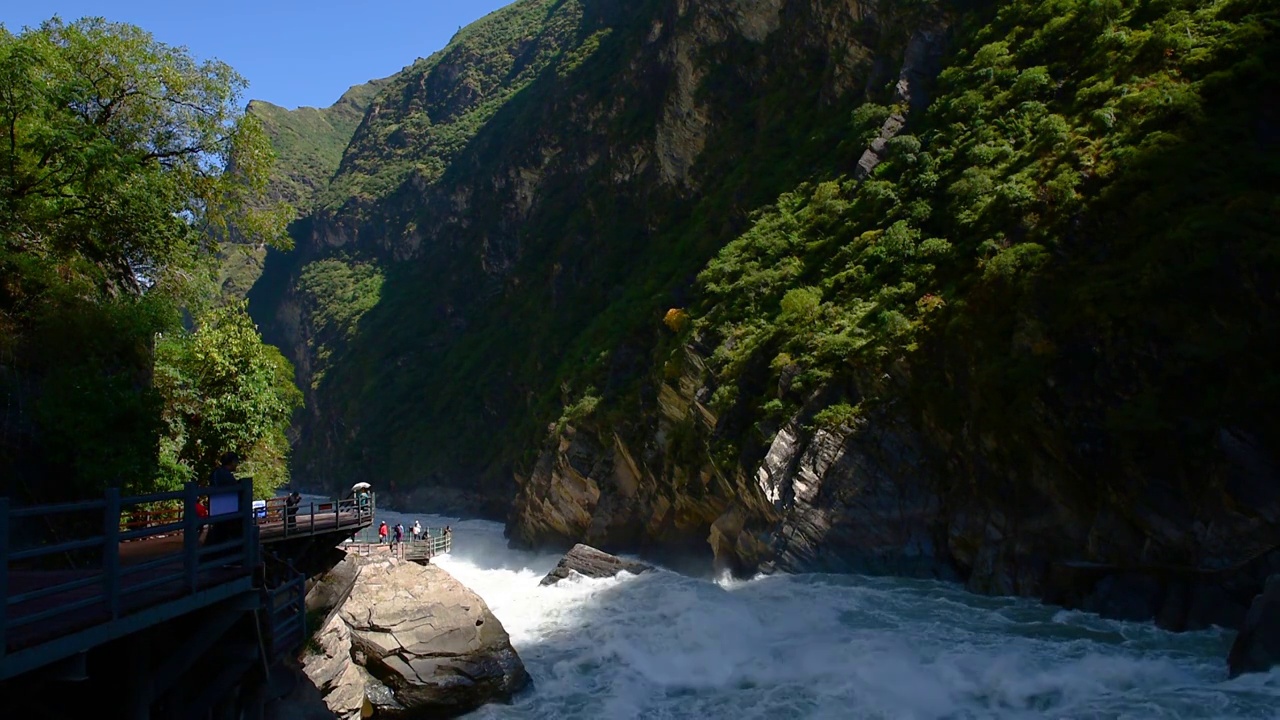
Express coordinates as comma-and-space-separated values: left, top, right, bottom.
155, 302, 303, 499
0, 18, 292, 500
0, 17, 288, 298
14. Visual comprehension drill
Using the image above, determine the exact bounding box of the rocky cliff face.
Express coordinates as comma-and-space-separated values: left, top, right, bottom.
250, 0, 933, 509
249, 0, 1280, 632
499, 0, 1280, 631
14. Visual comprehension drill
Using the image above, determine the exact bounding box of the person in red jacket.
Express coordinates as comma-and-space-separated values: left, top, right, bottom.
378, 521, 389, 545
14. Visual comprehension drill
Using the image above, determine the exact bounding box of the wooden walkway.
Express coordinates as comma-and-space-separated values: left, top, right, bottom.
6, 563, 248, 653
0, 482, 373, 681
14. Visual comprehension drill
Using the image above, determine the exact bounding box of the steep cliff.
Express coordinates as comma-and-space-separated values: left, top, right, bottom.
249, 0, 1280, 626
251, 0, 927, 514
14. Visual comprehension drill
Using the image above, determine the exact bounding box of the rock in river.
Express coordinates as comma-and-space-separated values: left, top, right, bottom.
540, 543, 653, 586
304, 556, 529, 718
1228, 574, 1280, 677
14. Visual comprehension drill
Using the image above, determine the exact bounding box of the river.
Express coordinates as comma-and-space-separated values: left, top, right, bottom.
370, 508, 1280, 719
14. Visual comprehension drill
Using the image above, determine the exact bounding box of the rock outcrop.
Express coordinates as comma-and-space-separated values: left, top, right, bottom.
755, 408, 955, 580
1229, 575, 1280, 677
540, 543, 654, 586
304, 557, 529, 718
507, 346, 776, 575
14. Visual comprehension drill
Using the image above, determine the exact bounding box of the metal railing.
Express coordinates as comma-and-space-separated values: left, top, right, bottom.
403, 530, 452, 561
0, 480, 258, 662
108, 492, 376, 542
261, 571, 307, 658
264, 494, 375, 541
345, 527, 452, 561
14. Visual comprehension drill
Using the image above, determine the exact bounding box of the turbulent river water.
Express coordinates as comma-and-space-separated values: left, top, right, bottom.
371, 508, 1280, 719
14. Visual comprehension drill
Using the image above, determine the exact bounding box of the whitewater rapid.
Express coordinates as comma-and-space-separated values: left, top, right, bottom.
372, 508, 1280, 719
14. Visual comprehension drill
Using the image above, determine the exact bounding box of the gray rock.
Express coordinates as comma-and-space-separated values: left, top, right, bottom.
305, 551, 364, 616
540, 543, 653, 586
1228, 575, 1280, 677
301, 559, 529, 718
759, 410, 955, 581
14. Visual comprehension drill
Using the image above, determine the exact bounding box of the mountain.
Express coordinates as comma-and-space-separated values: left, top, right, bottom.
247, 0, 1280, 628
218, 80, 387, 299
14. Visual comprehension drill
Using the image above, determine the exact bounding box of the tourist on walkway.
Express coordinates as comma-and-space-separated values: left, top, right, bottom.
205, 452, 242, 549
411, 520, 422, 541
285, 490, 301, 531
393, 523, 404, 544
378, 520, 389, 545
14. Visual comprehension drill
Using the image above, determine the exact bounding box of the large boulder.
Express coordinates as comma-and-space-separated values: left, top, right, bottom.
1228, 574, 1280, 677
305, 551, 365, 615
540, 543, 653, 586
302, 558, 529, 718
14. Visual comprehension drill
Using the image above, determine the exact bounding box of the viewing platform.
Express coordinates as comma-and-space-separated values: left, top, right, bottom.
343, 526, 453, 562
0, 481, 376, 718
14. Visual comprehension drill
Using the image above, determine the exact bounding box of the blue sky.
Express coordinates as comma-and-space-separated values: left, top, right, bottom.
2, 1, 514, 109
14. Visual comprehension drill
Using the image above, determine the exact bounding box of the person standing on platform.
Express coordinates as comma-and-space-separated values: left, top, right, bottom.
378, 520, 389, 545
285, 490, 301, 531
205, 452, 242, 549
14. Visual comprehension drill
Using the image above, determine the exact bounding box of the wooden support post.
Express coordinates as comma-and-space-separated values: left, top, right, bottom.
309, 503, 315, 535
240, 479, 254, 569
184, 482, 199, 593
0, 496, 8, 658
104, 487, 122, 619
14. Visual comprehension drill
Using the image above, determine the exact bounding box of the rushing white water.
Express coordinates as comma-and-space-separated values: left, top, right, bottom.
371, 508, 1280, 719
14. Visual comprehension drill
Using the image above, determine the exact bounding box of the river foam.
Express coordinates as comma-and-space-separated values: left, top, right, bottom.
371, 508, 1280, 719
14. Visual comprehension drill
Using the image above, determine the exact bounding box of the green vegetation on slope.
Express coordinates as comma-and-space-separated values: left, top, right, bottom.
324, 0, 595, 206
0, 18, 300, 501
217, 80, 386, 303
696, 0, 1279, 493
296, 259, 385, 390
289, 0, 906, 493
248, 80, 387, 211
253, 0, 1277, 536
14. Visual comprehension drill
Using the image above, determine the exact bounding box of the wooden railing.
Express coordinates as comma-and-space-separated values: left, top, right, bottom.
0, 480, 258, 663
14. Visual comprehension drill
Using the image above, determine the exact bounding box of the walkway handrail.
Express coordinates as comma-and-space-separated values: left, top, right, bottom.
273, 493, 375, 540
0, 479, 257, 662
262, 571, 307, 658
346, 527, 453, 560
108, 491, 376, 542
